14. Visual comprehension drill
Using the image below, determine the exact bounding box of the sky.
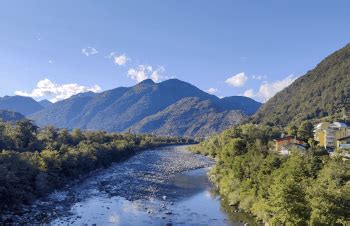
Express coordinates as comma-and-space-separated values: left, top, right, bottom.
0, 0, 349, 103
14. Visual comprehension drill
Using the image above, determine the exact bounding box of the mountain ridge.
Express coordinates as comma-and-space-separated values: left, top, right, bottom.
29, 79, 261, 136
253, 43, 350, 126
0, 95, 44, 115
0, 110, 25, 122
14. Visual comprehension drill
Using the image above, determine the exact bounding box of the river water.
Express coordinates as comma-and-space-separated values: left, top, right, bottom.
5, 145, 258, 225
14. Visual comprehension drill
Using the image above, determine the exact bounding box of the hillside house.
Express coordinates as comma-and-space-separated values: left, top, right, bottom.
273, 136, 307, 155
314, 122, 350, 149
337, 136, 350, 150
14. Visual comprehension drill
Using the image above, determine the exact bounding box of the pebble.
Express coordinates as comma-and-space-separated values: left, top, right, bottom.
3, 146, 214, 224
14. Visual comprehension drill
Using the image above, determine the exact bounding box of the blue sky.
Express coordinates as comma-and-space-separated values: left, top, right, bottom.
0, 0, 349, 102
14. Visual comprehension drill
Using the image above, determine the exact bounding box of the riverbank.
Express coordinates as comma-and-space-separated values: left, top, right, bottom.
1, 145, 258, 225
1, 145, 211, 224
0, 123, 194, 218
192, 124, 350, 225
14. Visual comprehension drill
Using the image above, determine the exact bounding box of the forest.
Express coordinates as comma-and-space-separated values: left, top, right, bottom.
0, 119, 192, 211
192, 123, 350, 225
253, 43, 350, 127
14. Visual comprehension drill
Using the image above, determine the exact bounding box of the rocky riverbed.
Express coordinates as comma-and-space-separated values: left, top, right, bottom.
2, 145, 256, 225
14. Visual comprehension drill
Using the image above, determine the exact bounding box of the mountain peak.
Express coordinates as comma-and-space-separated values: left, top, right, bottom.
138, 79, 155, 85
0, 95, 43, 115
29, 78, 261, 136
39, 99, 53, 108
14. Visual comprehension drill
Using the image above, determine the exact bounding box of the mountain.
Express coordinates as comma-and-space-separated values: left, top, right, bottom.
0, 110, 25, 122
39, 99, 53, 108
0, 96, 43, 115
30, 79, 261, 136
220, 96, 262, 115
253, 43, 350, 126
129, 97, 247, 137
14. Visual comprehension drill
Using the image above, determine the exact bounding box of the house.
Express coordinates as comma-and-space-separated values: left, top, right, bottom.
335, 136, 350, 159
279, 143, 307, 155
314, 122, 349, 149
337, 136, 350, 150
314, 122, 330, 147
273, 136, 307, 155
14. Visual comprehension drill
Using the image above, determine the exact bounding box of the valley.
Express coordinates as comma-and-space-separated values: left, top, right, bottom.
2, 145, 258, 225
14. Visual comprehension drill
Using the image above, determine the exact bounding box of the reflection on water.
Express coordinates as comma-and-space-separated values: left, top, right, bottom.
51, 167, 258, 226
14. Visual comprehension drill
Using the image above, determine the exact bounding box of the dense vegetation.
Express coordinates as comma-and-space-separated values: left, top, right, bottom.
129, 97, 247, 137
0, 119, 191, 211
254, 43, 350, 126
29, 79, 260, 137
0, 110, 25, 122
192, 124, 350, 225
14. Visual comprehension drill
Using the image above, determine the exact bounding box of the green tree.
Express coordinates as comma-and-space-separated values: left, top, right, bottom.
268, 152, 310, 225
14, 119, 38, 151
297, 121, 314, 141
71, 128, 84, 145
286, 125, 298, 136
220, 138, 246, 158
309, 158, 350, 225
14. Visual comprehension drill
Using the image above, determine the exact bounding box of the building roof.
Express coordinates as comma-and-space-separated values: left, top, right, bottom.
330, 122, 348, 128
273, 135, 305, 143
315, 122, 327, 129
273, 135, 295, 141
337, 136, 350, 141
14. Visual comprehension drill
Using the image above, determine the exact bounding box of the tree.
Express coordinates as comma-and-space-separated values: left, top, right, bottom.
297, 121, 314, 141
220, 138, 246, 158
286, 125, 298, 136
58, 128, 72, 145
309, 158, 350, 225
268, 153, 310, 225
14, 119, 38, 152
71, 128, 84, 145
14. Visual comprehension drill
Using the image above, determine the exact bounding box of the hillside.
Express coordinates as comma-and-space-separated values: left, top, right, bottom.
0, 96, 43, 115
0, 110, 25, 122
254, 43, 350, 126
30, 79, 260, 136
220, 96, 262, 115
129, 97, 247, 137
38, 99, 53, 108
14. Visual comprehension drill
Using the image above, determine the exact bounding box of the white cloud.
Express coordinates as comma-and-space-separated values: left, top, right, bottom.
225, 72, 248, 87
81, 47, 98, 56
207, 88, 218, 94
127, 66, 148, 82
150, 66, 166, 82
127, 65, 168, 83
243, 89, 254, 98
48, 60, 53, 64
114, 54, 128, 66
106, 52, 129, 66
243, 75, 297, 102
15, 79, 102, 103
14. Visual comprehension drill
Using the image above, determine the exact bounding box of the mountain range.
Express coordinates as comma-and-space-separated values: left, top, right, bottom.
0, 110, 25, 122
26, 79, 261, 137
0, 95, 46, 115
1, 43, 349, 134
253, 43, 350, 126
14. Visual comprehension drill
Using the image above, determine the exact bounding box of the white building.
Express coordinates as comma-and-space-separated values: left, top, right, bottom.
314, 122, 349, 149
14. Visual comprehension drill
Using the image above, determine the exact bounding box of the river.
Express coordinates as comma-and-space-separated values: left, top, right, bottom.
5, 145, 259, 225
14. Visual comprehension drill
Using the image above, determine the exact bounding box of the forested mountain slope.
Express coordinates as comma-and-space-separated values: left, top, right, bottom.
129, 97, 247, 137
0, 110, 25, 122
30, 79, 260, 137
254, 43, 350, 126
